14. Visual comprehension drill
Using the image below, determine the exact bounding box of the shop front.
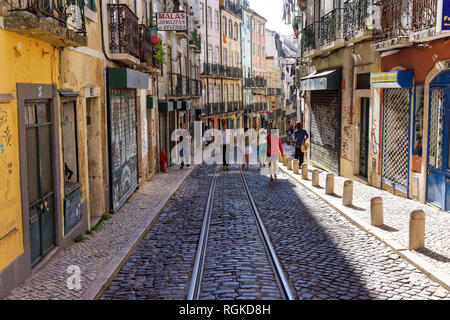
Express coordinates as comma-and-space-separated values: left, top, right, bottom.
106, 68, 148, 213
301, 68, 342, 174
371, 71, 413, 197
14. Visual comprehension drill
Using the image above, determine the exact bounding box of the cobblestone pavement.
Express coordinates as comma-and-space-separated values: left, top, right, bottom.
200, 167, 282, 300
102, 165, 216, 300
244, 165, 450, 300
5, 165, 195, 300
283, 144, 450, 277
103, 165, 284, 300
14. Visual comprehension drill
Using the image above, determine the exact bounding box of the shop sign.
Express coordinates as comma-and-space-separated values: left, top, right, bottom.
370, 71, 413, 89
157, 12, 187, 31
443, 0, 450, 31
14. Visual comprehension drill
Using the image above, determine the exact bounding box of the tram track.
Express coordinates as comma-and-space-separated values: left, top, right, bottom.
187, 165, 296, 300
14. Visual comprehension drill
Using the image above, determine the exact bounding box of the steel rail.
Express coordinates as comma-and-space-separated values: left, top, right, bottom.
186, 166, 219, 300
239, 169, 297, 300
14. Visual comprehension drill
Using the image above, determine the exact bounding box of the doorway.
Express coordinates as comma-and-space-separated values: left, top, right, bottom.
426, 82, 450, 211
24, 101, 56, 266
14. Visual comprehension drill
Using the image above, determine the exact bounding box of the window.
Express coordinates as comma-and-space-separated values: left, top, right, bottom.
262, 46, 265, 58
208, 45, 213, 63
224, 85, 228, 103
216, 85, 220, 103
85, 0, 97, 11
215, 46, 220, 64
261, 24, 264, 35
215, 10, 219, 31
252, 42, 255, 55
230, 51, 233, 67
223, 48, 227, 65
230, 85, 234, 102
235, 52, 239, 67
200, 2, 204, 24
235, 84, 239, 100
258, 45, 260, 57
142, 0, 148, 25
229, 20, 233, 38
223, 17, 227, 36
256, 23, 259, 34
208, 7, 212, 28
234, 23, 238, 40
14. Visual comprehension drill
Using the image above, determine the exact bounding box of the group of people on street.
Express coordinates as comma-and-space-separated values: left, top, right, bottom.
169, 120, 309, 182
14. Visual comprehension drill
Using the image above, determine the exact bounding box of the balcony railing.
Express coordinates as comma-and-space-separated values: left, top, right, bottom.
412, 0, 437, 32
222, 0, 242, 18
108, 4, 140, 59
372, 0, 411, 42
319, 8, 343, 46
7, 0, 86, 34
343, 0, 370, 40
250, 78, 266, 88
302, 22, 318, 52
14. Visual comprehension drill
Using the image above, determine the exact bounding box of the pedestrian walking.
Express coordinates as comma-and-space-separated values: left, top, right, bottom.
242, 128, 252, 170
293, 122, 309, 165
258, 128, 268, 167
220, 120, 233, 170
267, 127, 284, 181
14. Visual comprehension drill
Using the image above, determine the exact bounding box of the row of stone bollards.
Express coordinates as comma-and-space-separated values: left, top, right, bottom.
281, 155, 426, 250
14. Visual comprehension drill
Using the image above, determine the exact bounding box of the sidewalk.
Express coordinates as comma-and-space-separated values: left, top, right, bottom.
280, 144, 450, 292
4, 165, 196, 300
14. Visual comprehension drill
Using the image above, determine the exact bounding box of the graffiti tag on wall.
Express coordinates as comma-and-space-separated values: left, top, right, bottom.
0, 106, 18, 240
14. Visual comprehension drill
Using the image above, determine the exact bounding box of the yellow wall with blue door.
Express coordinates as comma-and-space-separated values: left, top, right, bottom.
0, 30, 59, 271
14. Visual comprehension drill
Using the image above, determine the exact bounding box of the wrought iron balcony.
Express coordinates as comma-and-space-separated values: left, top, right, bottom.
250, 78, 266, 88
319, 8, 343, 46
108, 4, 140, 62
343, 0, 371, 40
222, 0, 242, 18
2, 0, 86, 46
411, 0, 437, 32
302, 22, 318, 52
372, 0, 411, 43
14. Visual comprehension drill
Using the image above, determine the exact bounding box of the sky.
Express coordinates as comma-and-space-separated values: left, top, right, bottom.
249, 0, 293, 36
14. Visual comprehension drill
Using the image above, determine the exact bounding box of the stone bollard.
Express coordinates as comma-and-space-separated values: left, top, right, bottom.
343, 180, 353, 206
282, 154, 287, 166
409, 210, 425, 250
370, 197, 384, 226
325, 174, 334, 195
287, 157, 293, 170
301, 163, 308, 180
312, 170, 320, 187
293, 159, 299, 174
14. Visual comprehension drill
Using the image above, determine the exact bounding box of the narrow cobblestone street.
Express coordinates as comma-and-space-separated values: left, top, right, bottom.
101, 164, 450, 300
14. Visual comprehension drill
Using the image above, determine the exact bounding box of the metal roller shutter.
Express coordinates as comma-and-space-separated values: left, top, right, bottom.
381, 88, 410, 192
310, 90, 341, 174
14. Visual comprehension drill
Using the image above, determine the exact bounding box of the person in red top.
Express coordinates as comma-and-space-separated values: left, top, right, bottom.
267, 126, 284, 181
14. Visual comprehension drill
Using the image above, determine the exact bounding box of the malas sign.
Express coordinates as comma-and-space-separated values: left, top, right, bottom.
157, 12, 187, 31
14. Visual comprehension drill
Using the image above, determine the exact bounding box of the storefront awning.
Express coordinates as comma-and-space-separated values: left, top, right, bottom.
158, 101, 174, 112
370, 71, 413, 89
300, 68, 341, 91
107, 67, 149, 89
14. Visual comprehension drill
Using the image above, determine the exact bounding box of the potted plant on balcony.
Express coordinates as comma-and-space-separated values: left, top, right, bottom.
153, 40, 166, 68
